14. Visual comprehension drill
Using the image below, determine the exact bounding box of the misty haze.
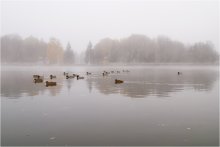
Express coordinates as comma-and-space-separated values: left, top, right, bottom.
1, 0, 219, 146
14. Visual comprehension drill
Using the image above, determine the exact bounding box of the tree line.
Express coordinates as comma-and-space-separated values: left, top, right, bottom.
1, 34, 218, 65
1, 34, 75, 64
85, 34, 219, 64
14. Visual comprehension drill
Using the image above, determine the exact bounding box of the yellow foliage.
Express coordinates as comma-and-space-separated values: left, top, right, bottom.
46, 38, 64, 64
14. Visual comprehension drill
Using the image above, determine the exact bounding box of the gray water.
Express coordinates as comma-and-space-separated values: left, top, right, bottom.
1, 65, 219, 146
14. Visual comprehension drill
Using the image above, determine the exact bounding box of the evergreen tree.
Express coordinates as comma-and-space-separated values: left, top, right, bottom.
64, 42, 75, 64
85, 41, 93, 64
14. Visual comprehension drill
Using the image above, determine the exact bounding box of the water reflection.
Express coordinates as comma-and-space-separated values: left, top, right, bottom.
1, 70, 64, 98
65, 77, 74, 91
86, 68, 218, 98
1, 66, 218, 98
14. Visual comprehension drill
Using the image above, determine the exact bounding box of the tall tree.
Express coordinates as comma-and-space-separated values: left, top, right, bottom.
85, 41, 93, 64
1, 34, 23, 63
46, 38, 64, 64
64, 42, 75, 64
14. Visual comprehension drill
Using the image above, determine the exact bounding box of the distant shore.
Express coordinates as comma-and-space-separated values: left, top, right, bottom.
1, 62, 219, 67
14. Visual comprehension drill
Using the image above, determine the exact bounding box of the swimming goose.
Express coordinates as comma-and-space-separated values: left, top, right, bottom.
50, 75, 56, 79
66, 75, 75, 79
77, 75, 84, 80
64, 72, 68, 76
34, 78, 43, 83
103, 71, 109, 76
103, 72, 108, 76
115, 79, 124, 84
33, 75, 40, 78
46, 81, 56, 86
33, 75, 44, 79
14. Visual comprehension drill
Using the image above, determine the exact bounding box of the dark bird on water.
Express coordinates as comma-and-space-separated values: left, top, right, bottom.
66, 75, 75, 79
34, 78, 43, 83
115, 79, 124, 84
46, 81, 57, 86
64, 72, 68, 76
50, 75, 56, 79
77, 75, 84, 80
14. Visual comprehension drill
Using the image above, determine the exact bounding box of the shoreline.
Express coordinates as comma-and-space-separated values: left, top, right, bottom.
1, 62, 219, 66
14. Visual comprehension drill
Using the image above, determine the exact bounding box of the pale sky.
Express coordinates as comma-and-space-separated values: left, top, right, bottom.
1, 0, 219, 53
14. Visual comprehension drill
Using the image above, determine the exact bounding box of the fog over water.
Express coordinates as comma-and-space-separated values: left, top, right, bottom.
1, 66, 219, 146
1, 0, 219, 53
1, 0, 219, 146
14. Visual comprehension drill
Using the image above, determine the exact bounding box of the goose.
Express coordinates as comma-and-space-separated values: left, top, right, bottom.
33, 75, 44, 79
34, 78, 43, 83
33, 75, 44, 80
103, 71, 109, 76
50, 75, 56, 79
33, 75, 39, 78
66, 75, 75, 79
45, 81, 56, 86
115, 79, 124, 84
86, 72, 92, 75
103, 72, 108, 76
177, 72, 182, 75
77, 75, 84, 80
64, 72, 68, 76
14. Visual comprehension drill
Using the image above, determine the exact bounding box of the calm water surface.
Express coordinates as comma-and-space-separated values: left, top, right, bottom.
1, 65, 219, 146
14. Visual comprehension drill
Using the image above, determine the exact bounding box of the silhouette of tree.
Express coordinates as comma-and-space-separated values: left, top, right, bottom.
89, 34, 219, 64
46, 38, 64, 64
64, 42, 75, 64
1, 34, 218, 64
85, 41, 93, 64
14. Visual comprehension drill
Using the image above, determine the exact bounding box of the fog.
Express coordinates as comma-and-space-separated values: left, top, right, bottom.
1, 0, 219, 54
1, 34, 219, 64
1, 1, 219, 145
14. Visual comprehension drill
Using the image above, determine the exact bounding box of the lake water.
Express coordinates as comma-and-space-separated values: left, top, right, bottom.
1, 65, 219, 146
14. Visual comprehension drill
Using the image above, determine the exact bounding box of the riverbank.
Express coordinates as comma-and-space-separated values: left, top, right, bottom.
1, 62, 219, 67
